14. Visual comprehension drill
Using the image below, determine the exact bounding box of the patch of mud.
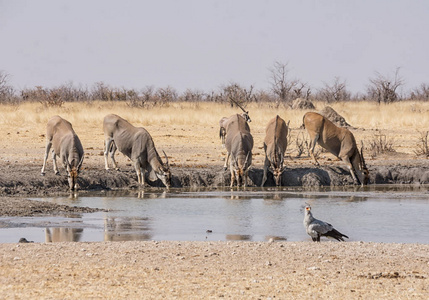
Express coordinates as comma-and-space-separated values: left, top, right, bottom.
1, 162, 429, 197
0, 162, 429, 217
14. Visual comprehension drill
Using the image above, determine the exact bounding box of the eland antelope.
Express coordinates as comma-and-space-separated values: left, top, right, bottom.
41, 116, 84, 190
303, 112, 369, 185
261, 115, 289, 187
220, 114, 253, 187
103, 114, 171, 188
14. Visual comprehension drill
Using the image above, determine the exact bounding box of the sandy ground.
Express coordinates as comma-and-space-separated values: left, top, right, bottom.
0, 241, 428, 299
0, 104, 428, 298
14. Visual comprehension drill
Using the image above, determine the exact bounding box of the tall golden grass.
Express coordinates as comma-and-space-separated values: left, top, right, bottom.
1, 100, 428, 131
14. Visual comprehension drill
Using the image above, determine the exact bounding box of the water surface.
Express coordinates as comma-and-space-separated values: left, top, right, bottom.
0, 185, 428, 243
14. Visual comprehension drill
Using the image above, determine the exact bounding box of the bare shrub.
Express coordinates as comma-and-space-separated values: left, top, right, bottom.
0, 71, 18, 104
367, 68, 404, 104
180, 89, 206, 102
155, 86, 177, 106
294, 132, 320, 159
317, 77, 351, 103
414, 131, 429, 157
269, 61, 301, 103
368, 133, 395, 158
410, 83, 429, 101
221, 83, 256, 108
204, 90, 223, 103
91, 82, 113, 101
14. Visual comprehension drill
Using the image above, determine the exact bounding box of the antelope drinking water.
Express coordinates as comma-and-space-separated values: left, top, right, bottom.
303, 112, 369, 185
220, 114, 253, 187
261, 115, 289, 187
41, 116, 84, 190
103, 114, 171, 188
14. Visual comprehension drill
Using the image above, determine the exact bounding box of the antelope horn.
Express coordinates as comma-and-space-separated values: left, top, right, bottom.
360, 141, 367, 169
77, 156, 84, 171
162, 150, 169, 167
244, 152, 251, 169
228, 96, 246, 113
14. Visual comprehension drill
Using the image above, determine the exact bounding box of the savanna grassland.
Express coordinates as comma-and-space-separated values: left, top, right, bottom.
1, 101, 429, 299
0, 100, 428, 171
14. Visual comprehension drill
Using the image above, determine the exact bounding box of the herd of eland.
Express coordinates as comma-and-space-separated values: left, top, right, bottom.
40, 109, 369, 191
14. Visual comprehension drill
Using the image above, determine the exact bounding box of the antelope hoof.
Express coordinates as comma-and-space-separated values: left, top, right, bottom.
224, 167, 227, 171
41, 172, 45, 176
55, 171, 60, 176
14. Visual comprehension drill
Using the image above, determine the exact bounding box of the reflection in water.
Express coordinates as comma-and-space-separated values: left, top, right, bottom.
18, 185, 429, 244
265, 235, 287, 241
45, 228, 83, 242
104, 216, 152, 241
226, 234, 252, 241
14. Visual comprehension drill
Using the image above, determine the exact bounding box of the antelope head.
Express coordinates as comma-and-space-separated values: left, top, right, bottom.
66, 156, 84, 191
241, 111, 251, 123
156, 150, 172, 188
232, 153, 251, 187
269, 146, 285, 186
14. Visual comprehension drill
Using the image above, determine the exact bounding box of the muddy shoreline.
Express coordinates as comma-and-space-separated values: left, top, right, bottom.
2, 161, 429, 196
0, 161, 428, 217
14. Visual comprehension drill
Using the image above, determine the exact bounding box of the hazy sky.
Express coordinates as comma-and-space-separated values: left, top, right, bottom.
1, 0, 427, 94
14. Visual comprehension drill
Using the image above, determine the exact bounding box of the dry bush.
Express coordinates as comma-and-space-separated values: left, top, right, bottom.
368, 133, 395, 158
317, 77, 351, 103
414, 131, 429, 157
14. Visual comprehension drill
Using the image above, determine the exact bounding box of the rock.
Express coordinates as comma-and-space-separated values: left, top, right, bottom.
291, 98, 315, 110
319, 106, 351, 127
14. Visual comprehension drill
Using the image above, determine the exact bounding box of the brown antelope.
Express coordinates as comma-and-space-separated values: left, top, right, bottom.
261, 115, 289, 187
303, 112, 369, 185
41, 116, 84, 190
221, 114, 253, 187
103, 114, 171, 188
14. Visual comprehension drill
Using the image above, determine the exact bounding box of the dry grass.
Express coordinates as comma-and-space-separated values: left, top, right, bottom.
0, 101, 428, 169
1, 100, 428, 131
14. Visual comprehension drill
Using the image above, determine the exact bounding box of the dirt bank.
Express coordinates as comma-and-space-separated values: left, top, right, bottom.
1, 161, 428, 197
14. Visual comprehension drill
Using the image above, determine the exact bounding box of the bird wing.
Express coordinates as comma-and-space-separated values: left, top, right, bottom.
308, 219, 333, 234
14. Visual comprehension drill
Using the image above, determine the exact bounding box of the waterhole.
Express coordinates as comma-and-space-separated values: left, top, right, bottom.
0, 185, 428, 243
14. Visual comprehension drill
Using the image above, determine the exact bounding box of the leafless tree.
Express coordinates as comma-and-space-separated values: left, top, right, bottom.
269, 61, 301, 103
367, 68, 404, 104
410, 83, 429, 101
0, 71, 17, 103
317, 77, 351, 103
221, 83, 256, 108
180, 89, 206, 102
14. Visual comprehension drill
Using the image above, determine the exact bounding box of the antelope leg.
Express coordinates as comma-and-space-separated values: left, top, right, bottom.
41, 141, 52, 175
310, 133, 320, 166
52, 151, 60, 175
224, 152, 230, 171
343, 156, 361, 185
261, 157, 269, 187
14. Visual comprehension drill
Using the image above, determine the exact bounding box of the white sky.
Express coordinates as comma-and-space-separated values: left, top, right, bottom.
0, 0, 427, 94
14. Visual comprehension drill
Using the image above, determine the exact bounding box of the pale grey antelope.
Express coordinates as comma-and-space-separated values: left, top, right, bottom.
41, 116, 84, 190
261, 115, 289, 187
220, 114, 253, 187
103, 114, 171, 188
303, 112, 369, 185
